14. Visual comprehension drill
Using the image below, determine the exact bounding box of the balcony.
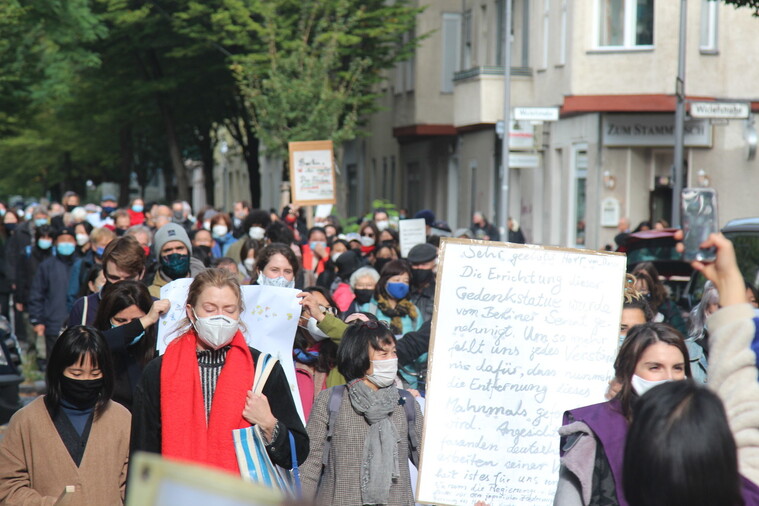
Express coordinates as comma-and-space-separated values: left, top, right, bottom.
452, 66, 533, 128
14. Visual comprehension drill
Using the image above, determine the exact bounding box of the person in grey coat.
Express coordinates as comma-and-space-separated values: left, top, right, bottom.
300, 320, 423, 505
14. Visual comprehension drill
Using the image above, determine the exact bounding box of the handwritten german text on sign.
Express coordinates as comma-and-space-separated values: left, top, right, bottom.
288, 140, 336, 205
416, 239, 626, 505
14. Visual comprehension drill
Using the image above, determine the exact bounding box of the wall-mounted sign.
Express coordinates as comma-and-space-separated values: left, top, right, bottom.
690, 102, 750, 119
600, 198, 621, 227
509, 152, 540, 169
514, 107, 560, 121
602, 114, 712, 148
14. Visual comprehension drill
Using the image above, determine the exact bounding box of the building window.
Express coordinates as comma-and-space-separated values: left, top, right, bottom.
542, 0, 550, 68
441, 13, 462, 93
404, 31, 415, 92
597, 0, 654, 48
382, 157, 388, 199
570, 146, 588, 247
390, 156, 396, 203
463, 9, 473, 69
700, 0, 718, 52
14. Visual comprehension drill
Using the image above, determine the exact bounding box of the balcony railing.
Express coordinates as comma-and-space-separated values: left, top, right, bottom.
453, 66, 533, 82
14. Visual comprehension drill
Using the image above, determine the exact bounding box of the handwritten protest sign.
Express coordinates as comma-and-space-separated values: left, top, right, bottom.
288, 140, 336, 205
416, 238, 626, 506
157, 281, 305, 423
399, 218, 427, 258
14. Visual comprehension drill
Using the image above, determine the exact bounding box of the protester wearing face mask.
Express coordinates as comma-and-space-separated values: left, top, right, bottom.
300, 320, 423, 505
68, 235, 145, 327
238, 237, 262, 284
232, 200, 251, 237
0, 326, 130, 504
302, 227, 331, 288
358, 221, 380, 258
373, 208, 391, 232
357, 260, 421, 336
223, 208, 272, 267
127, 197, 146, 225
293, 286, 339, 420
148, 223, 206, 298
372, 243, 399, 276
93, 281, 169, 410
406, 243, 437, 323
14, 225, 55, 319
209, 213, 235, 257
254, 243, 300, 289
131, 268, 308, 474
555, 323, 690, 505
29, 227, 79, 363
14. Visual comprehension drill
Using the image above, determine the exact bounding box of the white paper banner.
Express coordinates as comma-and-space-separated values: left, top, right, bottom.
399, 218, 427, 258
416, 239, 626, 506
157, 280, 305, 423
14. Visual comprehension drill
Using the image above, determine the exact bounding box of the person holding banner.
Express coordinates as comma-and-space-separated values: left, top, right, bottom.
624, 232, 759, 505
359, 260, 421, 336
555, 322, 691, 505
300, 320, 423, 505
130, 268, 308, 474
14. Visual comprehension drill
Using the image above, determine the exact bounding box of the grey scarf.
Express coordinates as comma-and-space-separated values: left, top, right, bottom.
348, 380, 400, 505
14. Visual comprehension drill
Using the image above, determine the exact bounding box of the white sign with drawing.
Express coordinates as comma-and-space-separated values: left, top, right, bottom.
158, 280, 305, 423
416, 239, 626, 506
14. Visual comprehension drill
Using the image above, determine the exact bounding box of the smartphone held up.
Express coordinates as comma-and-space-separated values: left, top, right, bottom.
681, 188, 718, 262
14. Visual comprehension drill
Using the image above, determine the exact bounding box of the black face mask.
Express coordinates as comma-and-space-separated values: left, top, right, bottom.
374, 257, 391, 274
412, 268, 434, 287
60, 375, 103, 409
354, 289, 374, 305
65, 204, 76, 213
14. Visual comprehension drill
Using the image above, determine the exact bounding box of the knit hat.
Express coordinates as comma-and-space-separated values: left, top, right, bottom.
414, 209, 435, 226
407, 243, 437, 264
154, 223, 192, 254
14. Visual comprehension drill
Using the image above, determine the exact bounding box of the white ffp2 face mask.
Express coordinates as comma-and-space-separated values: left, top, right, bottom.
366, 358, 398, 388
249, 226, 266, 240
306, 317, 330, 341
192, 308, 239, 349
631, 374, 672, 396
257, 272, 295, 289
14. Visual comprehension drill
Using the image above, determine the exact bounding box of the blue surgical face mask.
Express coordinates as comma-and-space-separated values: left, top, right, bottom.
95, 246, 105, 257
386, 281, 409, 300
56, 242, 76, 256
309, 241, 326, 251
131, 205, 144, 213
37, 238, 53, 250
34, 218, 48, 227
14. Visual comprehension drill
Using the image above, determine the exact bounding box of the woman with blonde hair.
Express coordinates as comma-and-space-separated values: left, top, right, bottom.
130, 268, 308, 473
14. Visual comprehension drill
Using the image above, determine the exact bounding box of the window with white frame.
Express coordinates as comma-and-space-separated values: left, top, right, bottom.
570, 146, 588, 247
597, 0, 654, 48
700, 0, 718, 52
441, 13, 462, 93
463, 9, 473, 69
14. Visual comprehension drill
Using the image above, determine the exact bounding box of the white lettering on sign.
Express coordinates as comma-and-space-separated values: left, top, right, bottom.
416, 239, 626, 506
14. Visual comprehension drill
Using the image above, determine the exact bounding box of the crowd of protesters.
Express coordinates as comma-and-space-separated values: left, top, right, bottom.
0, 191, 757, 505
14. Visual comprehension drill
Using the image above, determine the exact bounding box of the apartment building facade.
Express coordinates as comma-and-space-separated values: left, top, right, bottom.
360, 0, 759, 249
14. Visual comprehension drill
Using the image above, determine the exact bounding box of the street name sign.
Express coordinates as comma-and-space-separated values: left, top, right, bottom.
514, 107, 560, 122
690, 102, 750, 119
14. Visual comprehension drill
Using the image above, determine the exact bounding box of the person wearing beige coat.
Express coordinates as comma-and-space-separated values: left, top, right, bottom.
0, 325, 131, 506
0, 397, 130, 505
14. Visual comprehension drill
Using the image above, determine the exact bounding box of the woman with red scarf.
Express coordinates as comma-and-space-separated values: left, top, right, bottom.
130, 268, 308, 474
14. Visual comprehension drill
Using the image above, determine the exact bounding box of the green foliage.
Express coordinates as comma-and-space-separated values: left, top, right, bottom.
230, 0, 424, 159
721, 0, 759, 16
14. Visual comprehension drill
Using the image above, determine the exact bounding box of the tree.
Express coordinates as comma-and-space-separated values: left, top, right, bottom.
721, 0, 759, 15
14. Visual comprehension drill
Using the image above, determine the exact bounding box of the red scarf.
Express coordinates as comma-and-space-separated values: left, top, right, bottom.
160, 329, 254, 474
301, 244, 330, 274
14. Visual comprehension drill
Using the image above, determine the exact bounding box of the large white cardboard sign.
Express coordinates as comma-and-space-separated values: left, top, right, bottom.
416, 238, 626, 506
157, 281, 305, 423
399, 218, 427, 258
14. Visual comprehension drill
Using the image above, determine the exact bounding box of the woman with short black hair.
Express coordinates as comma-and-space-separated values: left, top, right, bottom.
0, 325, 131, 504
254, 242, 300, 288
300, 320, 423, 505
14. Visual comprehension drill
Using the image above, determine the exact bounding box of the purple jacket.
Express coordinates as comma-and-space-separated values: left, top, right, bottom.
563, 399, 629, 506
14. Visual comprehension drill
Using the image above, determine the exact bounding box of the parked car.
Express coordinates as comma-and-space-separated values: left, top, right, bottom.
683, 217, 759, 308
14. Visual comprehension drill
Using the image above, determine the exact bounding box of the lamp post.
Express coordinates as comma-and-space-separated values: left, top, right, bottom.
672, 0, 688, 227
499, 0, 512, 235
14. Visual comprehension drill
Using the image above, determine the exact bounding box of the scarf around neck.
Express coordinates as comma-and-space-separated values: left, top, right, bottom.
160, 329, 254, 474
348, 379, 401, 505
376, 294, 417, 335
